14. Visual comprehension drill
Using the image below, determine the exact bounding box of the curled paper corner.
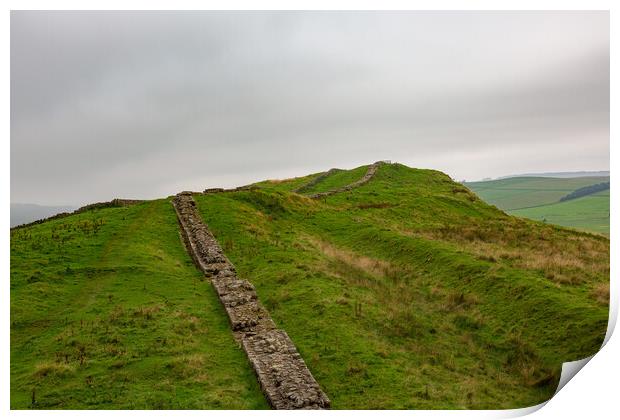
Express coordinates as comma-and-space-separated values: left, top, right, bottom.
498, 290, 616, 418
553, 355, 595, 396
496, 401, 547, 418
602, 288, 618, 347
500, 331, 614, 417
497, 357, 594, 419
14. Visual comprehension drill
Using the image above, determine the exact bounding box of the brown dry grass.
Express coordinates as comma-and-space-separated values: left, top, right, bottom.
401, 220, 609, 288
305, 235, 397, 280
301, 234, 427, 336
34, 361, 75, 379
301, 234, 487, 343
355, 202, 394, 210
591, 283, 610, 304
133, 304, 163, 319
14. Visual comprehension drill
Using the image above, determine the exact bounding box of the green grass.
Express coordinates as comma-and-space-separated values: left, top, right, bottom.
192, 163, 609, 409
11, 163, 609, 409
466, 177, 609, 210
512, 190, 610, 235
466, 176, 610, 235
300, 165, 369, 194
10, 200, 268, 409
253, 172, 322, 193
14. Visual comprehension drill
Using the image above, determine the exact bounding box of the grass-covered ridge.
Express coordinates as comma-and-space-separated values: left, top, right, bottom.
10, 162, 609, 409
194, 163, 609, 409
10, 200, 267, 409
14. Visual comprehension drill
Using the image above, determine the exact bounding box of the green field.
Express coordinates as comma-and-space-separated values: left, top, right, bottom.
10, 200, 267, 409
512, 190, 610, 235
465, 176, 609, 210
11, 164, 609, 409
466, 177, 610, 235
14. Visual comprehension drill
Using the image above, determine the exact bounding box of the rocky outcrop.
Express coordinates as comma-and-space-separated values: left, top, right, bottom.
172, 193, 330, 410
308, 161, 384, 199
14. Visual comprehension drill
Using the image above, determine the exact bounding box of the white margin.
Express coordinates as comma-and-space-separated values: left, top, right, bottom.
2, 1, 615, 419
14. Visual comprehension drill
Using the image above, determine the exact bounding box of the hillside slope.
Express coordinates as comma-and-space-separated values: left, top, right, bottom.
194, 163, 609, 408
10, 163, 609, 409
10, 200, 267, 409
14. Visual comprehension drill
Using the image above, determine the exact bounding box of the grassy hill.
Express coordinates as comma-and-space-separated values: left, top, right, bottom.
10, 200, 267, 409
466, 177, 610, 235
11, 163, 609, 409
197, 163, 608, 408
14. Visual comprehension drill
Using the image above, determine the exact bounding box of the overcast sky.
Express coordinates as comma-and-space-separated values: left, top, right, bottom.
11, 11, 609, 206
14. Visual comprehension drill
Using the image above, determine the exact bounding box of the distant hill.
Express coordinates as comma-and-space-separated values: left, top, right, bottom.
495, 171, 609, 180
10, 203, 76, 227
465, 176, 609, 235
10, 163, 608, 409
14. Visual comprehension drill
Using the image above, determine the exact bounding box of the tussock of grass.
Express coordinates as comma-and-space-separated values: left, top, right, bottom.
34, 362, 76, 379
443, 291, 481, 311
591, 283, 610, 304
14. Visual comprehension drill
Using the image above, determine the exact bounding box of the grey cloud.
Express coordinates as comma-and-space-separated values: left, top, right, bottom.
11, 11, 609, 205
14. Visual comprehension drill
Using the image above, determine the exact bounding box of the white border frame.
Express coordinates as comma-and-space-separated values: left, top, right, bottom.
3, 2, 615, 419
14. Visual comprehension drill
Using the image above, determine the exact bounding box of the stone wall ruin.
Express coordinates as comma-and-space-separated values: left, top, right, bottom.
307, 161, 384, 199
172, 193, 330, 410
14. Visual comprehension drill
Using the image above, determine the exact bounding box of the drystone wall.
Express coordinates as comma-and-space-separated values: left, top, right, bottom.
172, 193, 330, 409
202, 161, 388, 198
203, 185, 257, 194
76, 198, 144, 213
292, 168, 341, 194
307, 161, 384, 199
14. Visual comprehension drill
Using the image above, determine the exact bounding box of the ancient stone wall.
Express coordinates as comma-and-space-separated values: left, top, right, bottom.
172, 193, 330, 409
203, 185, 258, 194
292, 168, 341, 194
202, 161, 388, 198
76, 198, 144, 213
307, 161, 384, 199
